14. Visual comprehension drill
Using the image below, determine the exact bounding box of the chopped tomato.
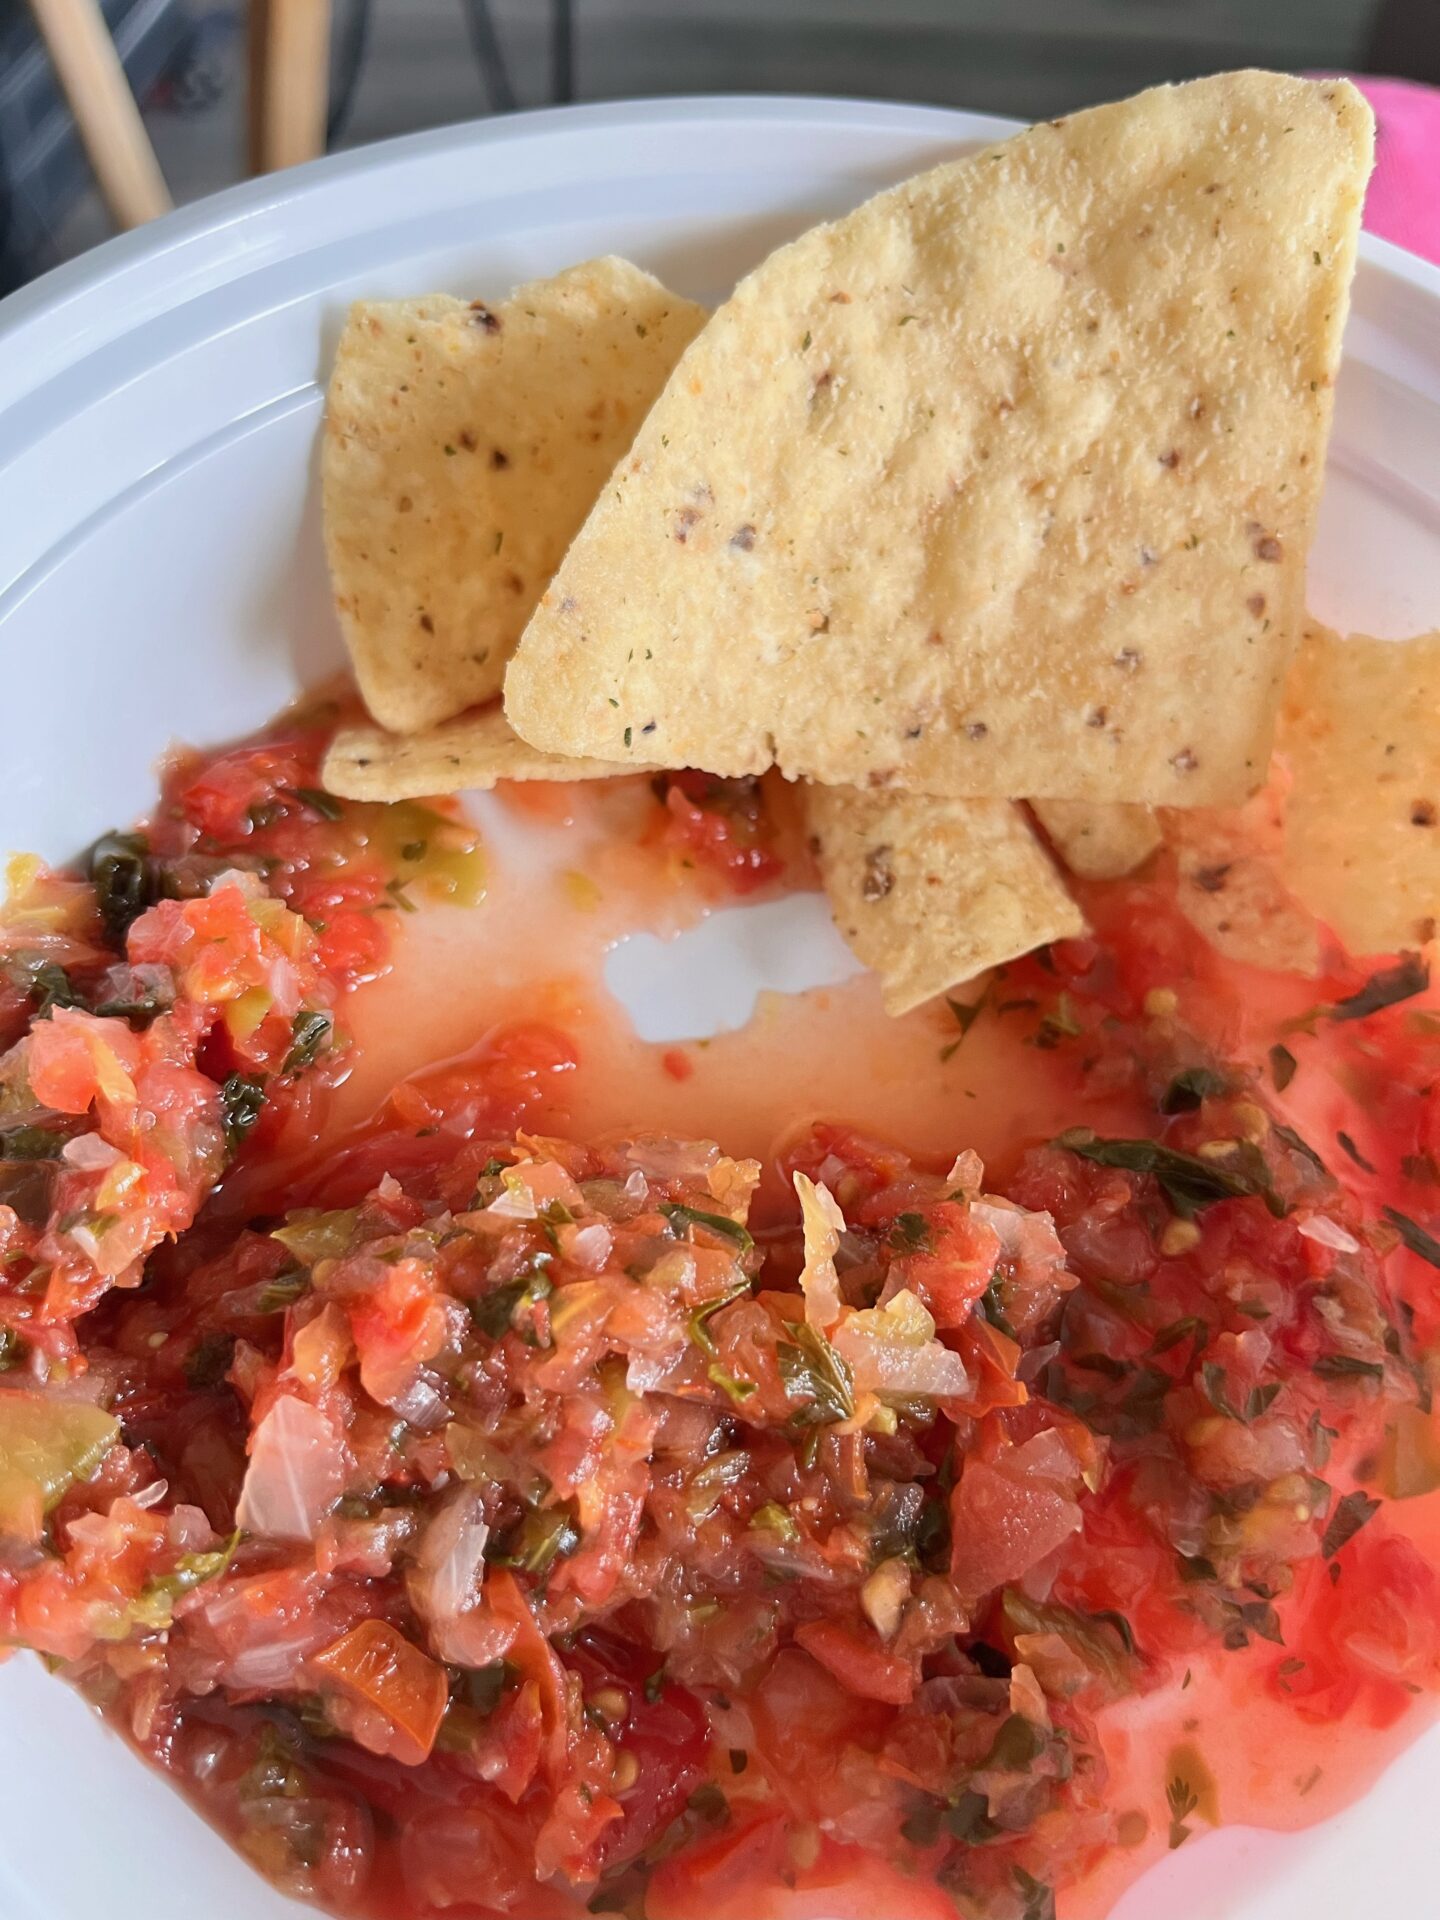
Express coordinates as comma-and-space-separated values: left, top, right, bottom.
310, 1618, 449, 1766
794, 1619, 917, 1705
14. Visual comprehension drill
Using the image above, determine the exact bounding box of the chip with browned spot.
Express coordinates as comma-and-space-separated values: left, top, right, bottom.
505, 74, 1371, 806
1279, 622, 1440, 955
806, 787, 1085, 1015
324, 260, 706, 732
322, 704, 652, 801
1033, 800, 1162, 881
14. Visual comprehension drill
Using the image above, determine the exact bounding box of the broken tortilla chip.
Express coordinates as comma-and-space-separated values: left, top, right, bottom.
1279, 622, 1440, 955
1167, 798, 1322, 978
324, 259, 707, 732
321, 704, 649, 801
505, 73, 1372, 806
806, 787, 1085, 1016
1033, 800, 1161, 881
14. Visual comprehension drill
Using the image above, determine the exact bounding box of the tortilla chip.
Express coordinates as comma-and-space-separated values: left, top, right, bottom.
505, 74, 1372, 805
322, 704, 648, 801
1032, 800, 1161, 880
324, 259, 707, 731
806, 788, 1085, 1015
1279, 623, 1440, 955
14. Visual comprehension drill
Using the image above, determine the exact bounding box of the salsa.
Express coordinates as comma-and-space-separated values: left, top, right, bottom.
1, 712, 1438, 1920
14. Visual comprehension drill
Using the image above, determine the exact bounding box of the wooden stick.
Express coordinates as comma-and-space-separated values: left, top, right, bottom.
248, 0, 333, 176
26, 0, 171, 228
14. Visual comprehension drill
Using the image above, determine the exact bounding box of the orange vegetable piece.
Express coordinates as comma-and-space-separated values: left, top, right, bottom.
311, 1617, 448, 1765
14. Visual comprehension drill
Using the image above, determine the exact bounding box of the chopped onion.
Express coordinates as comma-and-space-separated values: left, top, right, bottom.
624, 1136, 718, 1181
832, 1289, 972, 1398
794, 1171, 845, 1331
386, 1372, 448, 1431
236, 1395, 346, 1542
564, 1221, 614, 1271
62, 1134, 122, 1172
945, 1149, 985, 1198
411, 1486, 489, 1626
1298, 1213, 1361, 1254
860, 1557, 911, 1641
210, 868, 265, 900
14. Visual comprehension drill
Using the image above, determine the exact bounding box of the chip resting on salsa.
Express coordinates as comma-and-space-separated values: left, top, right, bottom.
324, 259, 706, 732
504, 72, 1372, 805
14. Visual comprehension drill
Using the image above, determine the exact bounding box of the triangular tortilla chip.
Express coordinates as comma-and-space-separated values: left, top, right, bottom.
322, 704, 649, 801
1164, 782, 1322, 977
505, 73, 1371, 805
806, 788, 1085, 1015
1279, 622, 1440, 955
1033, 800, 1161, 881
324, 259, 707, 731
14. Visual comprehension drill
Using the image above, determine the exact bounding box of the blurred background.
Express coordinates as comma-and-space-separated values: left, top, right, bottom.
2, 0, 1436, 291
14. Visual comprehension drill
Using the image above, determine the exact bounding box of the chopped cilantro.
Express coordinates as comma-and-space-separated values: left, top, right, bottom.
1321, 1489, 1380, 1559
1268, 1043, 1298, 1091
660, 1202, 754, 1253
1055, 1129, 1282, 1219
889, 1211, 932, 1254
1166, 1775, 1199, 1849
86, 830, 158, 949
1313, 1354, 1384, 1383
1384, 1205, 1440, 1271
281, 1009, 332, 1076
1160, 1066, 1228, 1114
220, 1073, 266, 1156
1329, 954, 1429, 1022
283, 786, 343, 822
777, 1321, 854, 1427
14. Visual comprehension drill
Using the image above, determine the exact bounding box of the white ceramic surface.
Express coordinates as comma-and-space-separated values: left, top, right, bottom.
0, 94, 1438, 1920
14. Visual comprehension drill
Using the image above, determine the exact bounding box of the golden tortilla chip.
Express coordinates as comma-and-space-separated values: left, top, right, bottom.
1032, 800, 1161, 881
505, 73, 1372, 805
806, 788, 1085, 1016
324, 260, 707, 731
322, 705, 648, 801
1167, 809, 1322, 977
1279, 623, 1440, 955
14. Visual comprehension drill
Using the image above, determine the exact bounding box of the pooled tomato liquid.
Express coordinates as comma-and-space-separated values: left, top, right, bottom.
210, 772, 1438, 1920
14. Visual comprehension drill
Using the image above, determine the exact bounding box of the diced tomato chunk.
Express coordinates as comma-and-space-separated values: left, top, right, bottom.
310, 1618, 448, 1766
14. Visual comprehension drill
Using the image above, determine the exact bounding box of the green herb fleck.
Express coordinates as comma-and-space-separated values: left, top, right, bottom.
1312, 1354, 1384, 1384
284, 787, 343, 822
1055, 1129, 1282, 1219
1321, 1489, 1380, 1559
282, 1009, 333, 1076
86, 831, 158, 949
220, 1073, 266, 1156
1166, 1774, 1200, 1849
777, 1321, 854, 1428
1269, 1043, 1298, 1091
660, 1202, 754, 1253
889, 1211, 932, 1255
1385, 1206, 1440, 1271
1329, 955, 1429, 1022
1160, 1067, 1228, 1114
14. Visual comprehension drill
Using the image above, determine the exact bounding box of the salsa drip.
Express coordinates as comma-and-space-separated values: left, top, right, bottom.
1, 723, 1439, 1920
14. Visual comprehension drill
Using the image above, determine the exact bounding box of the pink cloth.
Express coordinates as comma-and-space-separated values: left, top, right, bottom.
1344, 76, 1440, 265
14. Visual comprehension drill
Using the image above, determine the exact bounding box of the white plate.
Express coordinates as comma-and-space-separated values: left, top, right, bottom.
0, 94, 1438, 1920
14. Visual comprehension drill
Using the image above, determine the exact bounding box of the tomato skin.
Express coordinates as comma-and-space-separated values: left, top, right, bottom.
311, 1618, 449, 1766
896, 1201, 1001, 1328
793, 1619, 916, 1705
660, 774, 784, 894
749, 1649, 892, 1823
949, 1431, 1084, 1603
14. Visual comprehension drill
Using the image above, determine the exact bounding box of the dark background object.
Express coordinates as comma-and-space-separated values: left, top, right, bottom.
0, 0, 184, 293
1366, 0, 1440, 84
6, 0, 1440, 290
